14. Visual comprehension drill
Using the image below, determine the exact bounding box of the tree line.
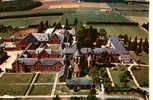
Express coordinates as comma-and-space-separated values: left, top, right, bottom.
119, 34, 149, 55
0, 0, 42, 12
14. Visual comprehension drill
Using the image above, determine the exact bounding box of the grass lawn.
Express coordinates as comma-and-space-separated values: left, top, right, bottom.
109, 67, 136, 88
55, 84, 90, 95
131, 66, 149, 87
89, 24, 148, 39
0, 85, 28, 96
0, 73, 34, 84
35, 73, 56, 83
30, 85, 53, 95
129, 51, 149, 65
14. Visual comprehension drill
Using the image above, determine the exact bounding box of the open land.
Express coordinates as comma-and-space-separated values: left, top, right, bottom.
131, 66, 149, 87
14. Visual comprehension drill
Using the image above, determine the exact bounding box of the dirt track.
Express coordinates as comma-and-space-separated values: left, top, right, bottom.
32, 0, 111, 10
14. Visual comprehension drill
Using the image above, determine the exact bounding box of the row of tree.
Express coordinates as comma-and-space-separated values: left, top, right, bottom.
119, 34, 149, 54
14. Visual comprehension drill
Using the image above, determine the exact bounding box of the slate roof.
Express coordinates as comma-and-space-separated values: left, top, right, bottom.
16, 58, 62, 66
31, 33, 48, 42
73, 49, 82, 57
93, 48, 120, 55
17, 58, 38, 65
40, 58, 62, 65
80, 48, 93, 54
25, 49, 61, 55
63, 48, 76, 54
66, 80, 93, 86
109, 35, 128, 55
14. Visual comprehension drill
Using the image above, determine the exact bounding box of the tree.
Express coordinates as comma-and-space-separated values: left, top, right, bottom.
143, 38, 149, 53
99, 29, 107, 36
55, 22, 62, 29
65, 18, 70, 30
124, 34, 128, 45
89, 87, 96, 96
128, 37, 132, 50
88, 66, 99, 80
86, 95, 98, 100
53, 94, 60, 100
38, 21, 44, 33
0, 48, 8, 64
73, 18, 78, 26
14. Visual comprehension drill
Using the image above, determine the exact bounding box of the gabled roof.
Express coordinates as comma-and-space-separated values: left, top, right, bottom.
109, 35, 128, 55
63, 48, 76, 54
73, 49, 82, 57
66, 80, 93, 85
40, 58, 62, 66
80, 48, 93, 54
15, 58, 62, 66
31, 33, 48, 42
17, 58, 38, 65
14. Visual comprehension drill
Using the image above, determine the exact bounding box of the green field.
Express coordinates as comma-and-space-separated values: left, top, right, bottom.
129, 51, 149, 65
89, 24, 148, 39
35, 73, 56, 83
0, 8, 131, 26
131, 67, 149, 87
30, 85, 53, 95
118, 11, 148, 17
61, 8, 130, 24
0, 73, 34, 83
108, 3, 149, 11
0, 85, 28, 96
109, 67, 136, 88
0, 16, 61, 27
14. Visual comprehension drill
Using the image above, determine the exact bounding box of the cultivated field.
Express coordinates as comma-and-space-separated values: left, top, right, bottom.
0, 16, 61, 27
89, 24, 148, 39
